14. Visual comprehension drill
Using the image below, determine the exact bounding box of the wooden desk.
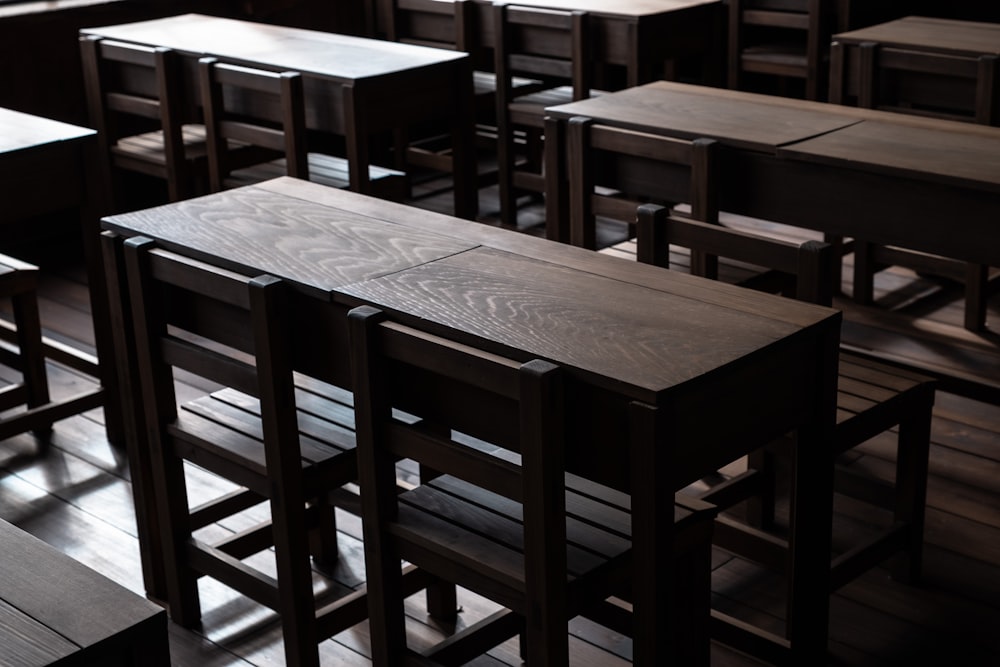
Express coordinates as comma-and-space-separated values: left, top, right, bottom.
81, 13, 477, 219
372, 0, 724, 86
546, 81, 1000, 330
102, 176, 840, 664
829, 15, 1000, 124
0, 518, 169, 666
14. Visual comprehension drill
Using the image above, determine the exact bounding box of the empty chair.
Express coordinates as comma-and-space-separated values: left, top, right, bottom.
348, 304, 718, 665
377, 0, 544, 189
728, 0, 833, 100
563, 115, 719, 251
113, 234, 439, 667
80, 35, 208, 211
830, 40, 1000, 124
493, 3, 598, 228
198, 57, 407, 200
636, 204, 936, 595
829, 39, 999, 331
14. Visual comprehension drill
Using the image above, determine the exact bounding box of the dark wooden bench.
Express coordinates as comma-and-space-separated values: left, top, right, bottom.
0, 518, 169, 666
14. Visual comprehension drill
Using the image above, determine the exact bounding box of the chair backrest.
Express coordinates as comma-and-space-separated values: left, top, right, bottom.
377, 0, 494, 76
379, 0, 470, 48
493, 3, 593, 106
564, 115, 719, 250
728, 0, 832, 99
117, 232, 321, 499
347, 302, 567, 613
79, 35, 192, 202
635, 203, 834, 307
842, 41, 999, 125
198, 57, 308, 192
121, 235, 291, 407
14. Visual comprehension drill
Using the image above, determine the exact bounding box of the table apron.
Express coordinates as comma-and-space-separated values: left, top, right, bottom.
722, 151, 1000, 268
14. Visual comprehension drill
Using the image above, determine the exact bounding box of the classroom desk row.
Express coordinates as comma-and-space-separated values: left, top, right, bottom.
101, 176, 842, 665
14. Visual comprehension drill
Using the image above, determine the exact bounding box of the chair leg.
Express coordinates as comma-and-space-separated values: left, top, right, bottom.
10, 287, 52, 439
156, 453, 203, 628
310, 493, 340, 571
416, 463, 459, 621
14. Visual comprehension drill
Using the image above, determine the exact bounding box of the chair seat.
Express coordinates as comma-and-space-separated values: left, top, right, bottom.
223, 153, 408, 201
393, 473, 631, 606
172, 384, 357, 500
111, 124, 209, 169
113, 125, 268, 174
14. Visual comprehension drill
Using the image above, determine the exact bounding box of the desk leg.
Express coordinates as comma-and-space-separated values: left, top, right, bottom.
343, 82, 372, 198
543, 117, 569, 243
786, 324, 839, 663
450, 60, 478, 221
629, 400, 675, 665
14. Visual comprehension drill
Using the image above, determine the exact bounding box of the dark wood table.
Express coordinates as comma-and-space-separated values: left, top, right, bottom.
0, 518, 169, 666
829, 15, 1000, 124
102, 176, 841, 664
80, 13, 477, 219
546, 80, 1000, 331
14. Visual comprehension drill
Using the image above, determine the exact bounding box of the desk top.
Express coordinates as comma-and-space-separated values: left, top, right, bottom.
546, 81, 864, 152
0, 106, 94, 154
82, 13, 467, 81
834, 15, 1000, 56
103, 177, 837, 402
548, 81, 1000, 188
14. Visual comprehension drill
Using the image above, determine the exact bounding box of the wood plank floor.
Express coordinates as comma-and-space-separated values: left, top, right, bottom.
1, 181, 998, 666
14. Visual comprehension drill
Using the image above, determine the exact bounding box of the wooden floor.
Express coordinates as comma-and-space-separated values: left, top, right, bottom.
1, 180, 999, 666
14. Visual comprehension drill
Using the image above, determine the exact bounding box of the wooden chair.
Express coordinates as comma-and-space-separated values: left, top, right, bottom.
375, 0, 504, 190
635, 204, 936, 599
829, 40, 1000, 331
80, 35, 210, 211
564, 115, 719, 251
198, 57, 407, 200
0, 253, 104, 450
116, 236, 439, 667
348, 304, 718, 666
493, 3, 597, 227
727, 0, 832, 100
830, 40, 1000, 124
